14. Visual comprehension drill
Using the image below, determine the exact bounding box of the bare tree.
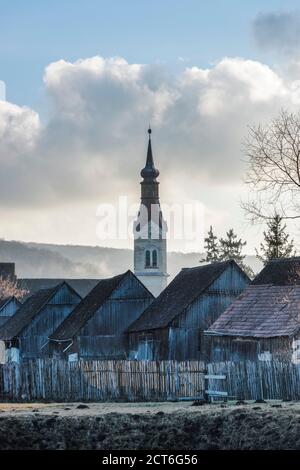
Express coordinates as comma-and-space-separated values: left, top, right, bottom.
242, 110, 300, 222
0, 276, 28, 301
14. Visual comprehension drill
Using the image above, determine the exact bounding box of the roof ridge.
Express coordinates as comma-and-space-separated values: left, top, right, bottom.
49, 271, 132, 341
0, 285, 60, 340
128, 260, 247, 333
167, 261, 230, 327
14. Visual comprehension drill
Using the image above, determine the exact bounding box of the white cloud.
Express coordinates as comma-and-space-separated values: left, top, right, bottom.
0, 101, 40, 153
2, 53, 300, 249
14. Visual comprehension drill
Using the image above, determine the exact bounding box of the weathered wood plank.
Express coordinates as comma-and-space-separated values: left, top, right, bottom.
0, 359, 299, 402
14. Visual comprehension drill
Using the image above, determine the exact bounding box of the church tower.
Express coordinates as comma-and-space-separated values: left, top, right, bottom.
133, 128, 168, 297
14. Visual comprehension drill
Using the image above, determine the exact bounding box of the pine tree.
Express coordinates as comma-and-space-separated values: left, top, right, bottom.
219, 228, 254, 278
202, 226, 220, 263
256, 214, 295, 265
219, 228, 246, 263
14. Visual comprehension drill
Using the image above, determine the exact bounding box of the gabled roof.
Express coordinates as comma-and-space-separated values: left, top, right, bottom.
49, 270, 153, 341
127, 260, 249, 333
18, 278, 99, 299
253, 257, 300, 286
206, 284, 300, 338
0, 282, 68, 341
0, 296, 20, 312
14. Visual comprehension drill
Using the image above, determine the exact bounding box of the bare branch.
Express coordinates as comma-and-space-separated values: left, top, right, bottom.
242, 110, 300, 222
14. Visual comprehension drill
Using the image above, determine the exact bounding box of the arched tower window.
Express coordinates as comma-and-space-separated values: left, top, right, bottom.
145, 250, 151, 267
152, 249, 158, 267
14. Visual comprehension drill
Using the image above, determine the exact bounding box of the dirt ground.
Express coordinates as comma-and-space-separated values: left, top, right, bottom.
0, 400, 300, 450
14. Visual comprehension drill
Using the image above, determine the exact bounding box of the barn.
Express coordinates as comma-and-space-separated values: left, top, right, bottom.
0, 296, 21, 327
48, 270, 154, 360
204, 257, 300, 362
0, 282, 82, 362
126, 260, 250, 360
0, 297, 22, 363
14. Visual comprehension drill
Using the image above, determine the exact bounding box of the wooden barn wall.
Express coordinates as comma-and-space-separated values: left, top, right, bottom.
207, 263, 249, 293
204, 335, 295, 362
0, 299, 20, 327
166, 264, 250, 361
0, 317, 11, 327
127, 329, 169, 360
19, 285, 81, 359
0, 299, 20, 317
76, 275, 153, 359
48, 284, 81, 305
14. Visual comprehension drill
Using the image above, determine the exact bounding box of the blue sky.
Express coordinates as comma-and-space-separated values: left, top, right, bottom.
0, 0, 298, 107
1, 0, 300, 253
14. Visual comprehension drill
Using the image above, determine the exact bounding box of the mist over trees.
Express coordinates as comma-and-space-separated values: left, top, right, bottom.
0, 239, 261, 281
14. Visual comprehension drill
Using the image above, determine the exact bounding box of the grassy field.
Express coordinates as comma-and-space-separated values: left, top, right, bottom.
0, 401, 300, 449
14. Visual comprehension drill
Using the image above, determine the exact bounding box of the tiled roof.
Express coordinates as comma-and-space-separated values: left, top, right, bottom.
253, 257, 300, 286
206, 284, 300, 338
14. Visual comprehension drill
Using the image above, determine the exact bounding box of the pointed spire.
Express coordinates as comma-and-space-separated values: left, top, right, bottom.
141, 126, 159, 180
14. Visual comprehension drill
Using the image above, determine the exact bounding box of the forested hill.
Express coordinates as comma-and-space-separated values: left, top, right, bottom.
0, 239, 262, 280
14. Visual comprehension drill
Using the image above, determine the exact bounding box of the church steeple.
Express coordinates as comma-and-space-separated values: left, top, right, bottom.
133, 127, 169, 297
141, 127, 160, 180
140, 127, 160, 205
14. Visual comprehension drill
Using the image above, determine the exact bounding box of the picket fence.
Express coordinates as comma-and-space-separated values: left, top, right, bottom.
1, 359, 300, 402
0, 359, 206, 402
207, 360, 300, 401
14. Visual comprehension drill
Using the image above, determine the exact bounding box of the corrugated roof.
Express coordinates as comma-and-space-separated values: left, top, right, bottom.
0, 285, 62, 340
206, 284, 300, 338
128, 260, 248, 333
50, 270, 146, 341
253, 257, 300, 286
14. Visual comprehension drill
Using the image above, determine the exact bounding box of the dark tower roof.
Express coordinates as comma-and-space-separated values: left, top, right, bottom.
140, 127, 159, 180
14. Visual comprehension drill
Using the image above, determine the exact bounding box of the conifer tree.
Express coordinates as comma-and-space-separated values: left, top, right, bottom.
202, 226, 219, 262
256, 214, 295, 265
219, 228, 246, 263
219, 228, 254, 278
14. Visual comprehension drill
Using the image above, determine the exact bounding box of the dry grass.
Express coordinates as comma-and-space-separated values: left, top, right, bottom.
0, 401, 300, 449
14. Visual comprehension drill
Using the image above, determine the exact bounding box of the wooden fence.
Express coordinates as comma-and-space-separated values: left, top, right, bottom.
1, 359, 300, 402
0, 360, 206, 402
207, 361, 300, 401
